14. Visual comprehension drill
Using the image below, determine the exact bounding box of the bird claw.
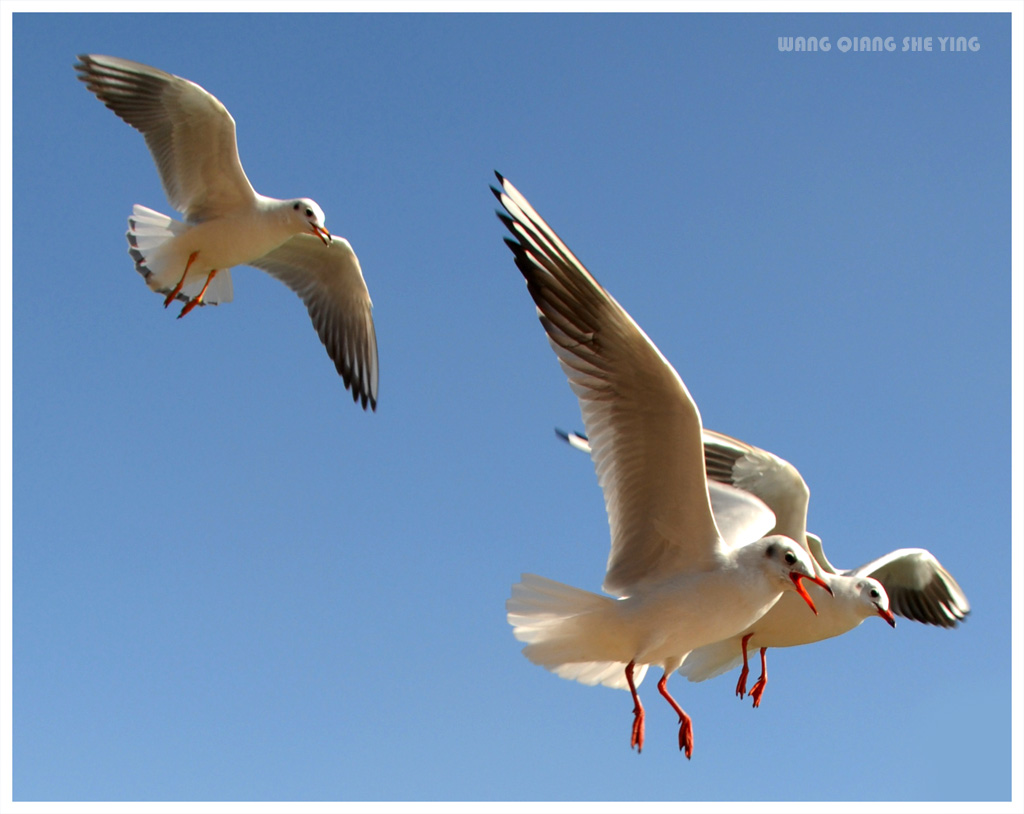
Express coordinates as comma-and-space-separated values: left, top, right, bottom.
656, 671, 694, 759
748, 646, 768, 707
630, 705, 644, 753
164, 251, 199, 308
678, 716, 693, 759
749, 677, 766, 708
176, 266, 219, 318
735, 666, 749, 698
177, 298, 200, 319
735, 632, 754, 699
625, 660, 645, 753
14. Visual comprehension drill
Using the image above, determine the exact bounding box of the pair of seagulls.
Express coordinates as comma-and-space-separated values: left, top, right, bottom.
77, 55, 969, 758
493, 176, 969, 757
557, 428, 967, 702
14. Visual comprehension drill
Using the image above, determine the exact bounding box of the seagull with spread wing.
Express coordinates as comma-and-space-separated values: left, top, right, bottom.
683, 429, 969, 704
558, 427, 970, 706
496, 174, 831, 756
75, 54, 378, 409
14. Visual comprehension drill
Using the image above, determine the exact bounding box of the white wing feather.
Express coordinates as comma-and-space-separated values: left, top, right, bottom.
76, 54, 257, 222
250, 234, 379, 410
494, 175, 726, 595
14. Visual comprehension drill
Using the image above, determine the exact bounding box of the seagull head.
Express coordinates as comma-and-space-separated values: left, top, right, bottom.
758, 535, 834, 615
291, 198, 332, 245
858, 577, 896, 627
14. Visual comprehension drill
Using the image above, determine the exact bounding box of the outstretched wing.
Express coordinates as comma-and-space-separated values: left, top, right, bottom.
494, 174, 725, 595
851, 548, 970, 628
76, 54, 257, 222
251, 234, 379, 410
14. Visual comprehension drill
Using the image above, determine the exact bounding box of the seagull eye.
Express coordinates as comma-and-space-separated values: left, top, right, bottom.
305, 208, 314, 218
784, 552, 796, 565
870, 589, 880, 599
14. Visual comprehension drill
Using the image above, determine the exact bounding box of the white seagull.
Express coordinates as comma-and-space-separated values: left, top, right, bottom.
681, 429, 969, 704
75, 54, 378, 410
495, 174, 831, 756
561, 428, 969, 704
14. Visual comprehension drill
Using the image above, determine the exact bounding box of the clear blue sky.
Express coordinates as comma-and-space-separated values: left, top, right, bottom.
4, 8, 1018, 806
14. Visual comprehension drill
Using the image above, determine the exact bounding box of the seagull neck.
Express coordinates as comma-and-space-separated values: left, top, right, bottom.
251, 195, 310, 240
254, 195, 293, 217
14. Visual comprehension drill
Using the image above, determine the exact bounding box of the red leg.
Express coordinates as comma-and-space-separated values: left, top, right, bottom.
164, 251, 200, 308
177, 268, 220, 319
749, 647, 769, 708
735, 632, 755, 698
625, 660, 645, 753
657, 672, 694, 759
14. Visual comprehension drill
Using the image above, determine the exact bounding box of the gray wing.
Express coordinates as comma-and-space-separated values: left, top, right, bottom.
494, 173, 725, 596
701, 429, 811, 546
850, 548, 970, 627
75, 54, 256, 222
250, 234, 379, 411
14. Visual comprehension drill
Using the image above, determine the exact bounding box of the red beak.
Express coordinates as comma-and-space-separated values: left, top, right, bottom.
311, 224, 332, 245
790, 572, 833, 615
878, 608, 896, 628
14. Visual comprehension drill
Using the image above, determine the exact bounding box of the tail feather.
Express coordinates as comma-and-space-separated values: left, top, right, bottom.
125, 205, 233, 305
506, 573, 641, 690
552, 659, 646, 689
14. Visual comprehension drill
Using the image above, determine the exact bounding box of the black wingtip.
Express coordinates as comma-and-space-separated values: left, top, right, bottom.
555, 428, 590, 449
350, 383, 376, 412
496, 212, 516, 231
494, 170, 505, 184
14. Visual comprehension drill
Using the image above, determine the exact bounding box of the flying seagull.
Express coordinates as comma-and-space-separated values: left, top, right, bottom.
558, 428, 968, 706
495, 174, 830, 756
75, 54, 378, 409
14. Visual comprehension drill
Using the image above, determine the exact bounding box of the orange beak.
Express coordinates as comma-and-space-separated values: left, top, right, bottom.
878, 608, 896, 628
789, 572, 833, 615
311, 224, 332, 245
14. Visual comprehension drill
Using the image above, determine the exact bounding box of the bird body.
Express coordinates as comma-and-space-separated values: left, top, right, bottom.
510, 535, 812, 686
128, 197, 321, 299
679, 576, 891, 684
